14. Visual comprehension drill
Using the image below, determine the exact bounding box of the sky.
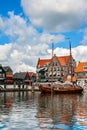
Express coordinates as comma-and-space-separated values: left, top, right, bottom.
0, 0, 87, 73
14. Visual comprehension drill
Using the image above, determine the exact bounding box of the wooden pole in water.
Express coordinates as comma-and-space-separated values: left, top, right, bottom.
51, 40, 54, 94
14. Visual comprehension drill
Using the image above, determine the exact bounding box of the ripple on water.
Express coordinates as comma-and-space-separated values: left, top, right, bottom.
0, 92, 87, 130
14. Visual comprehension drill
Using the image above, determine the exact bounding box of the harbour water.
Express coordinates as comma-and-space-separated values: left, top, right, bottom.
0, 91, 87, 130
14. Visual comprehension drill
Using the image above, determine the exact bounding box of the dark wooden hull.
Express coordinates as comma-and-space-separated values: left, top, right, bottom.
39, 84, 83, 94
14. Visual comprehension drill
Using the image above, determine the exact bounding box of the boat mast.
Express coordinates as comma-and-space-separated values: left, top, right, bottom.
51, 40, 54, 115
51, 39, 54, 93
69, 40, 73, 82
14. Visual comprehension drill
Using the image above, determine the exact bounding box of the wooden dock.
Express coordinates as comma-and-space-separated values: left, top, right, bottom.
0, 85, 40, 92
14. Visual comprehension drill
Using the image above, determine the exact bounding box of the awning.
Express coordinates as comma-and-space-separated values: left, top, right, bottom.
41, 79, 48, 82
54, 78, 58, 81
48, 79, 55, 82
36, 67, 48, 73
25, 80, 32, 82
36, 67, 44, 73
44, 67, 48, 71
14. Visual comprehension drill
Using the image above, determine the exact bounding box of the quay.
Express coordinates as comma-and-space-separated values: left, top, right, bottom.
0, 84, 40, 92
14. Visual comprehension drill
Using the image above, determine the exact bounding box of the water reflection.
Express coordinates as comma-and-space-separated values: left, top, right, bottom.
0, 92, 87, 130
37, 93, 87, 129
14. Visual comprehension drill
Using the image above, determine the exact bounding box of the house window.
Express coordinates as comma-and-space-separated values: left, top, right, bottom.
54, 62, 57, 66
57, 72, 60, 76
0, 69, 2, 72
49, 72, 52, 76
57, 67, 60, 71
54, 67, 56, 71
0, 73, 2, 77
85, 73, 87, 76
3, 74, 5, 78
83, 66, 87, 70
50, 67, 52, 71
61, 67, 64, 71
53, 71, 56, 76
61, 73, 64, 76
45, 73, 48, 77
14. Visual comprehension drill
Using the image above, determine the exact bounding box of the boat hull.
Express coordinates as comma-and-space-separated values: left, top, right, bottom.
39, 84, 83, 94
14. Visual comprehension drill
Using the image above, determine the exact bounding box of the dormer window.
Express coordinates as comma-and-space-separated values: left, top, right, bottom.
83, 66, 87, 70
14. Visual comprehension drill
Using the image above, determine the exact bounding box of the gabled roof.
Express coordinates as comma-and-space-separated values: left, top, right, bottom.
76, 62, 87, 72
37, 55, 70, 67
3, 66, 13, 73
13, 72, 27, 79
27, 72, 36, 77
0, 65, 5, 73
58, 56, 70, 66
38, 59, 51, 67
28, 72, 33, 77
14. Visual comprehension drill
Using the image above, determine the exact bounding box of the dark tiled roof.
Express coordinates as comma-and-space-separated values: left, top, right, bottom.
27, 72, 36, 77
13, 72, 27, 79
3, 66, 13, 73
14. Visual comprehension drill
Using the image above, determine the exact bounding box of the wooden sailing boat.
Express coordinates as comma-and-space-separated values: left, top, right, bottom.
39, 41, 83, 94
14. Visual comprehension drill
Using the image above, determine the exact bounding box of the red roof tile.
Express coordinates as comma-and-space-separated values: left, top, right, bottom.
38, 56, 70, 67
28, 72, 33, 77
6, 74, 13, 78
58, 56, 69, 66
76, 62, 87, 72
38, 59, 51, 67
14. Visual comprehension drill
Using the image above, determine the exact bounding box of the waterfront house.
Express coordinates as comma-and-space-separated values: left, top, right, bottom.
13, 72, 36, 85
25, 72, 36, 85
13, 72, 26, 85
36, 54, 76, 82
0, 64, 6, 84
76, 62, 87, 87
3, 66, 13, 84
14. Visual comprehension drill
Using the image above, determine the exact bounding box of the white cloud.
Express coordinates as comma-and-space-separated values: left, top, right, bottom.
0, 12, 65, 73
0, 9, 87, 73
80, 28, 87, 45
0, 44, 12, 60
21, 0, 87, 32
54, 45, 87, 64
14, 62, 36, 73
54, 47, 69, 56
39, 33, 65, 44
72, 46, 87, 62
